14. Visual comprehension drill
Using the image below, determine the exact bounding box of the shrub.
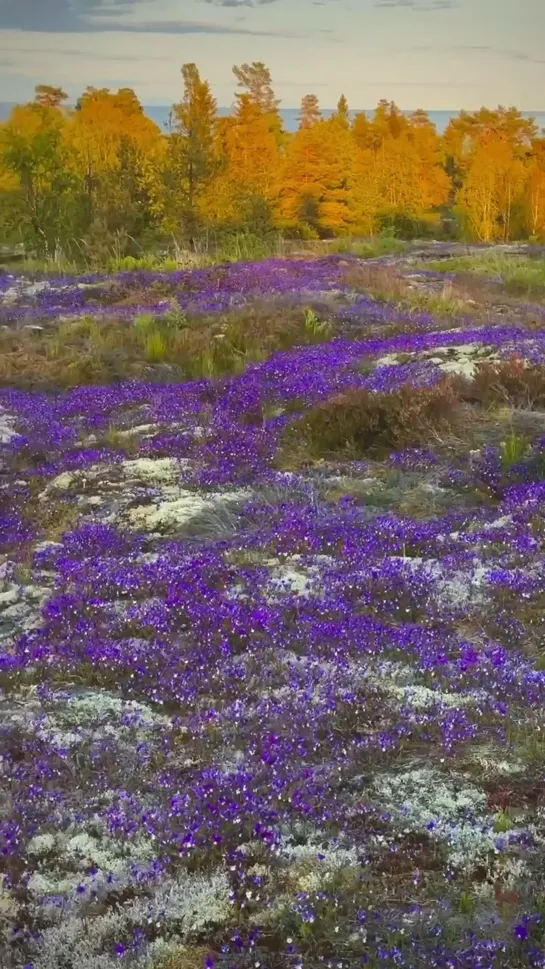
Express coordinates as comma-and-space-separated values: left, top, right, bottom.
151, 945, 210, 969
107, 254, 180, 272
458, 359, 545, 410
286, 380, 460, 458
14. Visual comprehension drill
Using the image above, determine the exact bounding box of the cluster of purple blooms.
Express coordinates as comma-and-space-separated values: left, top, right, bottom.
2, 257, 545, 968
0, 255, 364, 325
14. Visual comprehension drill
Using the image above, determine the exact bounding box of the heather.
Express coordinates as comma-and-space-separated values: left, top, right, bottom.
4, 246, 545, 969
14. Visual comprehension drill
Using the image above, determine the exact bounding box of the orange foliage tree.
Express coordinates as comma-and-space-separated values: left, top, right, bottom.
203, 63, 284, 235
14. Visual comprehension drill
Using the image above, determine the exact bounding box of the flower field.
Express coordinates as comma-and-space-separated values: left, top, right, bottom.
3, 248, 545, 968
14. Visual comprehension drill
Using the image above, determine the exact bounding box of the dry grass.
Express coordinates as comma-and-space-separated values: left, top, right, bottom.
151, 946, 210, 969
342, 264, 411, 302
403, 281, 476, 316
342, 264, 477, 316
4, 234, 408, 275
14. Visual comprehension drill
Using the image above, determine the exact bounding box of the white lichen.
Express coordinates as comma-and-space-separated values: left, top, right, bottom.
122, 457, 188, 482
126, 488, 250, 532
26, 870, 232, 969
372, 766, 500, 868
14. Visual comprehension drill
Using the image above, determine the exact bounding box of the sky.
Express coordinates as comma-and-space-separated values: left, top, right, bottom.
0, 0, 544, 110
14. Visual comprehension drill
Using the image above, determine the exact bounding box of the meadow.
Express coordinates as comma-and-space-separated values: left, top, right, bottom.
4, 243, 545, 969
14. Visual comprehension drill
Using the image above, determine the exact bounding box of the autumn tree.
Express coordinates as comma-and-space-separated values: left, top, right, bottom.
278, 121, 328, 236
405, 109, 451, 220
0, 101, 75, 253
233, 61, 279, 114
298, 94, 321, 130
352, 111, 374, 151
373, 100, 407, 144
333, 94, 350, 128
161, 63, 218, 244
279, 116, 379, 238
455, 132, 525, 242
203, 62, 283, 233
67, 86, 164, 255
443, 106, 536, 192
34, 85, 69, 109
232, 61, 284, 146
524, 138, 545, 239
210, 94, 282, 233
4, 68, 545, 256
444, 106, 537, 161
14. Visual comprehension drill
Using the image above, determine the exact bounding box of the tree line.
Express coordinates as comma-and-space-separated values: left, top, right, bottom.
1, 65, 544, 263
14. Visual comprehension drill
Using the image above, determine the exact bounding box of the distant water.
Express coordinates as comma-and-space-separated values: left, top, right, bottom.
146, 105, 545, 135
1, 102, 544, 135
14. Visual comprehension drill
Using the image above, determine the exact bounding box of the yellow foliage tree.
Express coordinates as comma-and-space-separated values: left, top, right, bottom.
524, 139, 545, 239
298, 94, 321, 130
154, 63, 218, 244
0, 101, 73, 252
456, 133, 526, 242
375, 133, 449, 227
3, 65, 545, 256
66, 87, 164, 250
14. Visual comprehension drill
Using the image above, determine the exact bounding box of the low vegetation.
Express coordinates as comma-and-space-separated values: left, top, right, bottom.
0, 302, 333, 388
3, 248, 545, 969
1, 232, 409, 276
283, 380, 463, 459
423, 254, 545, 297
279, 357, 545, 465
343, 262, 476, 315
457, 359, 545, 409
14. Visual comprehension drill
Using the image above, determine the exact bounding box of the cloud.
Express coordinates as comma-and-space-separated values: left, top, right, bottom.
0, 0, 139, 31
0, 44, 161, 60
88, 18, 301, 34
0, 0, 298, 33
412, 44, 545, 65
200, 0, 280, 6
365, 80, 476, 88
375, 0, 457, 8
